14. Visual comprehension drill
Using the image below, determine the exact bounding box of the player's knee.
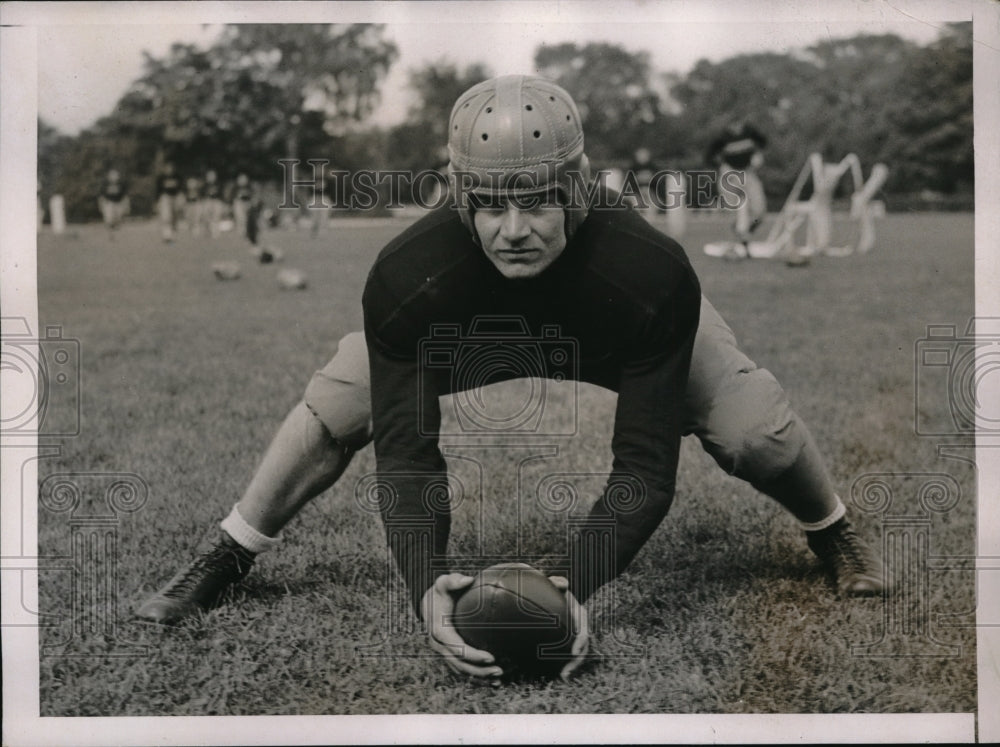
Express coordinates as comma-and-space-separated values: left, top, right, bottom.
297, 402, 357, 471
303, 378, 372, 450
700, 369, 805, 482
303, 392, 372, 450
729, 415, 804, 483
301, 332, 374, 450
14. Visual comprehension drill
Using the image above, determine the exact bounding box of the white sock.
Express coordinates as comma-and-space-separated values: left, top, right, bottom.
798, 497, 847, 532
220, 504, 281, 553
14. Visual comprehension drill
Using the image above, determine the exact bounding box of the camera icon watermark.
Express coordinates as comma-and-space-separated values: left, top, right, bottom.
914, 318, 1000, 438
419, 316, 579, 437
1, 316, 81, 438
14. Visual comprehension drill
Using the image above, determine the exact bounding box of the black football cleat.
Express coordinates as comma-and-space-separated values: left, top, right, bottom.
806, 518, 886, 596
135, 533, 255, 624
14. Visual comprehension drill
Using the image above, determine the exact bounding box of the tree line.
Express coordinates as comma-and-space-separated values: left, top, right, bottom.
38, 22, 973, 223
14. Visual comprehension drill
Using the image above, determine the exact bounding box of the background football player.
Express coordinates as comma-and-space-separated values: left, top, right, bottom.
707, 121, 769, 258
97, 167, 130, 237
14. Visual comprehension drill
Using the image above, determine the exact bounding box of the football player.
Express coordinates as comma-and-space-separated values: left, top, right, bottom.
200, 169, 224, 238
138, 76, 884, 682
97, 168, 129, 236
707, 121, 769, 258
154, 162, 183, 243
183, 174, 203, 235
231, 172, 254, 239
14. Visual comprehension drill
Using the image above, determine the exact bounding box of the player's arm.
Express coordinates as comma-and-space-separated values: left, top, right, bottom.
363, 270, 499, 679
364, 327, 449, 615
569, 265, 702, 605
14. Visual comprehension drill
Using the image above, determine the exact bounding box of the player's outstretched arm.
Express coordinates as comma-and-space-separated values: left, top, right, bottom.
570, 266, 701, 604
421, 574, 504, 680
548, 575, 590, 681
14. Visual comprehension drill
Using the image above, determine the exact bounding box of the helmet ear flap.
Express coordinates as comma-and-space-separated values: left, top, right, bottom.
562, 154, 591, 239
449, 153, 593, 247
575, 154, 592, 194
447, 162, 479, 243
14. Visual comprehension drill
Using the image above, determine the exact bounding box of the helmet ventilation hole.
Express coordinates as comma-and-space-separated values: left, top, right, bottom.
481, 133, 488, 141
525, 104, 533, 111
486, 107, 492, 113
533, 130, 541, 138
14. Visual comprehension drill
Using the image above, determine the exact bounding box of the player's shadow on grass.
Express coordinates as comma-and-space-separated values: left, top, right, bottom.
623, 540, 838, 626
657, 540, 821, 586
237, 568, 366, 603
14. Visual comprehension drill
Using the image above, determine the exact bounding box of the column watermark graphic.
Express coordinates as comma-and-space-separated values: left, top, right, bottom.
38, 473, 150, 657
849, 472, 968, 658
353, 468, 476, 649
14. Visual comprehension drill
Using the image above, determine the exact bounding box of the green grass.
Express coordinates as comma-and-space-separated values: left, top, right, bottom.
35, 211, 976, 716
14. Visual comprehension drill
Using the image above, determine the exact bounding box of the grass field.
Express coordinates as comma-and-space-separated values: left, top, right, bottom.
34, 209, 976, 716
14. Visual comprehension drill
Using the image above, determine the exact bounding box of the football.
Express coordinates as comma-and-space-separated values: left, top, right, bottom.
452, 563, 574, 678
211, 261, 241, 281
277, 268, 308, 290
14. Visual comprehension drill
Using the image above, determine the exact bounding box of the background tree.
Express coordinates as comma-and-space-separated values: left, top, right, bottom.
386, 61, 492, 173
42, 24, 398, 221
668, 51, 824, 198
120, 25, 397, 169
534, 42, 664, 165
211, 25, 398, 160
666, 30, 972, 205
882, 22, 973, 194
38, 23, 974, 223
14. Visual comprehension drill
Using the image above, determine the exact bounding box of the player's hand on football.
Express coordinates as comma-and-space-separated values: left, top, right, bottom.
548, 575, 590, 681
421, 573, 504, 682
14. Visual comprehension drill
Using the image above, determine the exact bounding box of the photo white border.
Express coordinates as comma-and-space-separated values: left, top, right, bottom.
2, 1, 995, 744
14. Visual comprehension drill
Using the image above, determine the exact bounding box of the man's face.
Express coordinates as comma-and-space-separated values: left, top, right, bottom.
473, 196, 567, 280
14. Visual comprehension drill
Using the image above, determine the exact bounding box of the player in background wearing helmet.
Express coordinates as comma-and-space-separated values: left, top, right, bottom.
621, 146, 688, 239
183, 173, 203, 235
97, 168, 130, 238
138, 76, 884, 682
200, 169, 224, 239
231, 172, 254, 239
154, 161, 183, 243
707, 121, 769, 259
626, 147, 662, 212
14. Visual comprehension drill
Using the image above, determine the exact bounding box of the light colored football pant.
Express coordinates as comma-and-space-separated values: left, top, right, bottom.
720, 166, 766, 243
158, 194, 180, 240
99, 197, 128, 229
